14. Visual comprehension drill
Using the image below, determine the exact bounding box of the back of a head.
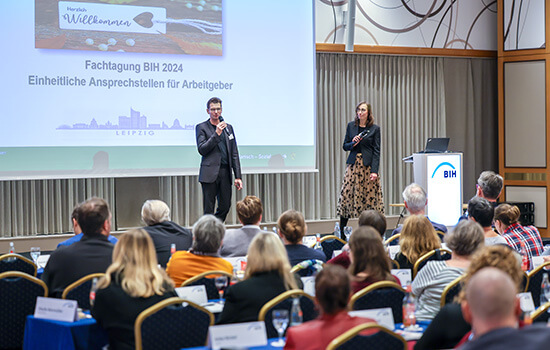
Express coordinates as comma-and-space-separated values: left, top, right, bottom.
494, 204, 521, 227
78, 197, 110, 235
192, 215, 225, 253
141, 199, 170, 226
402, 183, 427, 214
277, 210, 306, 244
315, 265, 350, 315
400, 215, 440, 263
468, 196, 494, 228
236, 195, 263, 225
477, 171, 503, 200
465, 267, 517, 323
358, 210, 387, 237
71, 204, 82, 234
445, 219, 485, 256
349, 226, 391, 278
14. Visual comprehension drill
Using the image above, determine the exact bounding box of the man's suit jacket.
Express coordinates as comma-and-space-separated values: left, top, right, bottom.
196, 119, 242, 183
142, 221, 193, 267
220, 226, 271, 257
343, 122, 381, 174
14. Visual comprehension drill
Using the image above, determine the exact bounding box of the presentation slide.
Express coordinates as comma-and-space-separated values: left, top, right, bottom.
0, 0, 316, 180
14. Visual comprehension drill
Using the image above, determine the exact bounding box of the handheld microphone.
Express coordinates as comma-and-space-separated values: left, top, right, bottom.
357, 128, 370, 140
218, 116, 229, 135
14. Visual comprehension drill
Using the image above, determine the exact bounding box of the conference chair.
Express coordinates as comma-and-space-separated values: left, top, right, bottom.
290, 259, 324, 277
0, 271, 48, 349
258, 289, 318, 338
435, 230, 446, 242
531, 301, 550, 324
326, 322, 407, 350
135, 297, 213, 350
0, 253, 37, 276
440, 275, 464, 307
391, 259, 400, 269
384, 234, 401, 246
181, 270, 233, 300
319, 235, 346, 261
525, 261, 550, 308
349, 281, 405, 324
413, 248, 452, 279
62, 273, 105, 310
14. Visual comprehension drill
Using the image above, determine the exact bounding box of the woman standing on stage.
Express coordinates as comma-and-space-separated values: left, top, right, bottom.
337, 102, 384, 236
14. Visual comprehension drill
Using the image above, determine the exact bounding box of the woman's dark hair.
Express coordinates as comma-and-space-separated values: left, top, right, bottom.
348, 226, 392, 281
494, 204, 521, 227
354, 101, 374, 127
277, 210, 306, 244
358, 210, 386, 237
315, 265, 350, 315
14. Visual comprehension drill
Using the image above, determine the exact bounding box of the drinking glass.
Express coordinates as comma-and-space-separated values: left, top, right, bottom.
271, 309, 289, 346
30, 247, 41, 265
214, 276, 228, 299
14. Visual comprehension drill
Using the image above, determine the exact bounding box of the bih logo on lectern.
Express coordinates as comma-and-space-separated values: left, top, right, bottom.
431, 162, 457, 179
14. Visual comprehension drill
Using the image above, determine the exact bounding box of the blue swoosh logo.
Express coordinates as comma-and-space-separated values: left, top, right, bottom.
431, 162, 455, 178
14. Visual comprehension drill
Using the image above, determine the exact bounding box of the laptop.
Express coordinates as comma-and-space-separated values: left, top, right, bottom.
420, 137, 450, 153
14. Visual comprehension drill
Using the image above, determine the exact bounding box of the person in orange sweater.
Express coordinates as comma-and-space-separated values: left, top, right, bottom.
166, 214, 232, 286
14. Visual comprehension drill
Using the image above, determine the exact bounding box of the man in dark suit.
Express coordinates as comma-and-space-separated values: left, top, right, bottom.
42, 197, 114, 297
196, 97, 242, 222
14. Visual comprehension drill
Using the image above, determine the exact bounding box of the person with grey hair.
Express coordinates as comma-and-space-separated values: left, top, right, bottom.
166, 215, 232, 286
141, 199, 193, 267
412, 220, 485, 321
476, 171, 503, 202
460, 267, 550, 350
391, 183, 447, 236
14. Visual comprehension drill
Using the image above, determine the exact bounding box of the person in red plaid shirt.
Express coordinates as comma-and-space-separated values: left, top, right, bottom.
494, 204, 543, 270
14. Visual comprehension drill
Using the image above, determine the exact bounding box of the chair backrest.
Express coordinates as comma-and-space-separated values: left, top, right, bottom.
526, 261, 550, 308
135, 297, 214, 350
413, 248, 452, 278
440, 275, 464, 307
258, 289, 318, 339
62, 273, 105, 310
319, 235, 346, 261
327, 322, 407, 350
181, 270, 233, 300
391, 259, 400, 269
435, 230, 446, 242
349, 281, 405, 324
0, 254, 37, 276
384, 234, 401, 246
0, 271, 48, 349
290, 259, 324, 277
531, 301, 550, 324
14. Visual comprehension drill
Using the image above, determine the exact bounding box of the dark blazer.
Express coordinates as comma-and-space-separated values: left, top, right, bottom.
343, 122, 381, 174
42, 233, 114, 297
196, 119, 242, 183
142, 221, 193, 267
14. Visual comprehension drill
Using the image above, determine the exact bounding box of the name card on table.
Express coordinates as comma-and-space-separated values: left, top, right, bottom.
209, 321, 267, 349
303, 236, 317, 247
301, 276, 315, 296
518, 292, 536, 312
391, 269, 412, 288
36, 255, 50, 269
349, 307, 395, 330
224, 256, 247, 272
388, 245, 400, 260
34, 297, 78, 322
332, 250, 343, 258
532, 256, 545, 270
175, 285, 207, 305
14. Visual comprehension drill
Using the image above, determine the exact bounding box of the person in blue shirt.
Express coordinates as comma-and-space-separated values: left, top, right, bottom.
57, 204, 117, 248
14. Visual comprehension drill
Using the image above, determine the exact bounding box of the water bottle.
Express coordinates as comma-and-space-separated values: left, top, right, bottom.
170, 243, 176, 256
314, 233, 322, 250
541, 273, 550, 306
334, 222, 340, 238
8, 242, 14, 254
290, 297, 303, 326
89, 277, 98, 309
402, 284, 416, 327
519, 241, 529, 271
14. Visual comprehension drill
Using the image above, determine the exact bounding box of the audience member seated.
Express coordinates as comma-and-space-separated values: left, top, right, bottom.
392, 183, 447, 236
92, 229, 177, 350
394, 215, 441, 270
459, 267, 550, 350
42, 197, 115, 297
467, 196, 507, 246
415, 245, 523, 350
494, 203, 544, 270
57, 203, 117, 248
277, 210, 326, 266
413, 220, 484, 321
460, 171, 503, 221
141, 200, 192, 268
348, 226, 399, 293
166, 215, 232, 286
284, 265, 375, 350
220, 195, 270, 257
327, 209, 386, 269
217, 233, 301, 324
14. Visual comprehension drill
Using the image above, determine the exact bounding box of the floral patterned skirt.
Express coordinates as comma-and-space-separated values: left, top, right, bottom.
336, 154, 384, 218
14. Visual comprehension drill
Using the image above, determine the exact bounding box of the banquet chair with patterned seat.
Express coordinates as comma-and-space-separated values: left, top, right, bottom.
0, 253, 37, 276
181, 270, 233, 300
349, 281, 405, 324
319, 235, 346, 261
531, 301, 550, 324
525, 261, 550, 308
384, 234, 401, 246
413, 248, 452, 279
62, 273, 105, 310
135, 297, 213, 350
0, 271, 48, 349
258, 289, 318, 338
326, 322, 407, 350
440, 275, 464, 307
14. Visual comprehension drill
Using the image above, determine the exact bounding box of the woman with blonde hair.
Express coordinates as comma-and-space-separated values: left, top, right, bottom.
277, 209, 326, 266
92, 229, 177, 350
217, 233, 301, 324
394, 215, 441, 270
